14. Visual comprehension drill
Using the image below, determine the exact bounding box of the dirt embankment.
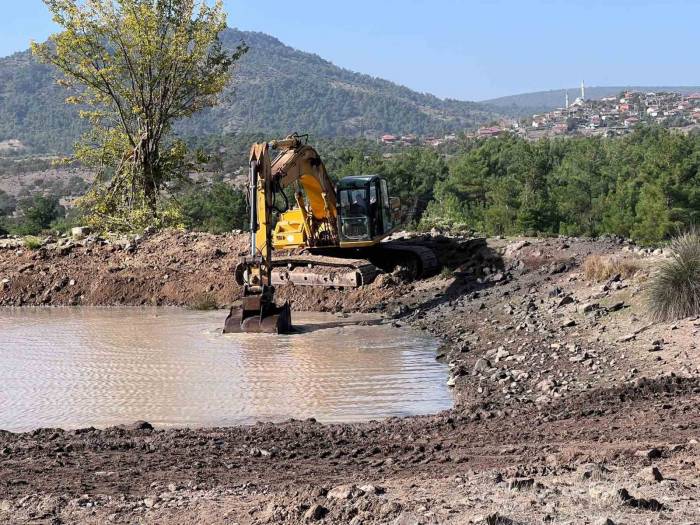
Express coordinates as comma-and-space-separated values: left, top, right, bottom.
1, 232, 699, 524
0, 231, 247, 309
0, 230, 492, 313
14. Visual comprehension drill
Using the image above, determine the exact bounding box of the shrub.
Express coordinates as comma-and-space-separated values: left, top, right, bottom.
23, 236, 42, 250
647, 231, 700, 321
20, 195, 65, 230
583, 255, 641, 282
439, 266, 453, 279
50, 207, 84, 234
180, 182, 247, 234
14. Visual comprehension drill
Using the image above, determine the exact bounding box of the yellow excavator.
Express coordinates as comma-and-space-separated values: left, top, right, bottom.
223, 134, 439, 334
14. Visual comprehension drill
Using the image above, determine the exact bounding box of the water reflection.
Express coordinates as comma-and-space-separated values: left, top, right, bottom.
0, 308, 452, 432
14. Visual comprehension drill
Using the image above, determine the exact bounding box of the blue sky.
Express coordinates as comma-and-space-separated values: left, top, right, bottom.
3, 0, 699, 101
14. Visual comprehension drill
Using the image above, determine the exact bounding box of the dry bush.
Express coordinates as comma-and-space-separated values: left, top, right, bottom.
23, 236, 42, 250
647, 230, 700, 321
583, 255, 641, 282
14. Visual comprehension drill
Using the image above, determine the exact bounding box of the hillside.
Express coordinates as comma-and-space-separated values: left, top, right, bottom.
484, 85, 700, 116
0, 29, 501, 154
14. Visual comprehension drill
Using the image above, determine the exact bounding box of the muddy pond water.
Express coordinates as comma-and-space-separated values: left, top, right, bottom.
0, 308, 452, 432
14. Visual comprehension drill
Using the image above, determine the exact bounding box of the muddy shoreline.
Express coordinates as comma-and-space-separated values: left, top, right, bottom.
1, 232, 699, 524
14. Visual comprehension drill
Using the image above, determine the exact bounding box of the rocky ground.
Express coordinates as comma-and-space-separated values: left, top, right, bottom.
0, 231, 699, 524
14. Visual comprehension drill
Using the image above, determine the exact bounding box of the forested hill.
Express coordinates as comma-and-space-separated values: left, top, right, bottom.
484, 86, 700, 116
0, 28, 502, 154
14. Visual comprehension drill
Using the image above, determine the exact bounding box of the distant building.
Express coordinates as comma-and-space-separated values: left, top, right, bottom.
552, 123, 568, 135
477, 126, 505, 138
380, 134, 397, 144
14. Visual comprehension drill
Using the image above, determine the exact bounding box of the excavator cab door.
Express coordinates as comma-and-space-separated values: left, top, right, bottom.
337, 175, 393, 242
338, 180, 371, 241
378, 178, 393, 234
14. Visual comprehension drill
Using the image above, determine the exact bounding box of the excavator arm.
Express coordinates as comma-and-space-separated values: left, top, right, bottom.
223, 141, 293, 334
224, 134, 337, 334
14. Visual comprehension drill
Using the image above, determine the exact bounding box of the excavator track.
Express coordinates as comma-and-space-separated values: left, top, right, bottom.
258, 242, 441, 289
375, 243, 441, 278
271, 255, 379, 288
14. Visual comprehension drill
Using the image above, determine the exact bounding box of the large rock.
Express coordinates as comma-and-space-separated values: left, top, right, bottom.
537, 379, 556, 393
327, 484, 360, 500
557, 295, 575, 308
589, 484, 664, 511
358, 484, 383, 495
637, 466, 663, 483
495, 347, 510, 361
505, 240, 530, 257
71, 226, 92, 240
121, 420, 153, 431
635, 447, 663, 460
473, 358, 492, 373
579, 302, 600, 314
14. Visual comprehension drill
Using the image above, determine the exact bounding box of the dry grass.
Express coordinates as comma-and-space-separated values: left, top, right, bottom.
439, 266, 454, 279
583, 255, 642, 282
23, 236, 42, 250
647, 230, 700, 321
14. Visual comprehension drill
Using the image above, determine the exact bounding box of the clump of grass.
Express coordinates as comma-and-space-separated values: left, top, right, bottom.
188, 292, 219, 311
583, 255, 641, 282
23, 236, 42, 250
647, 230, 700, 321
439, 266, 454, 279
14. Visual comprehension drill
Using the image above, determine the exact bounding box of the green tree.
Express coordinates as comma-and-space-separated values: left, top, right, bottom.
13, 195, 65, 235
32, 0, 246, 231
632, 183, 672, 243
483, 177, 519, 235
181, 182, 247, 233
0, 190, 16, 216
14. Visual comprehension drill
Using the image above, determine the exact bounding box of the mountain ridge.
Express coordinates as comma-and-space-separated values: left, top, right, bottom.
0, 28, 501, 154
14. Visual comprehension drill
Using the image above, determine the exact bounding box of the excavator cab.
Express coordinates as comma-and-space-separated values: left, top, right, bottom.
337, 175, 396, 243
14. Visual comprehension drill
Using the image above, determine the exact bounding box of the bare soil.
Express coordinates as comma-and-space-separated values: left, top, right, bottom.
1, 232, 699, 524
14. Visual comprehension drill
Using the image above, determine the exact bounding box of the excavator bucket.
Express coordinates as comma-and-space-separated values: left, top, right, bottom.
223, 294, 293, 334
